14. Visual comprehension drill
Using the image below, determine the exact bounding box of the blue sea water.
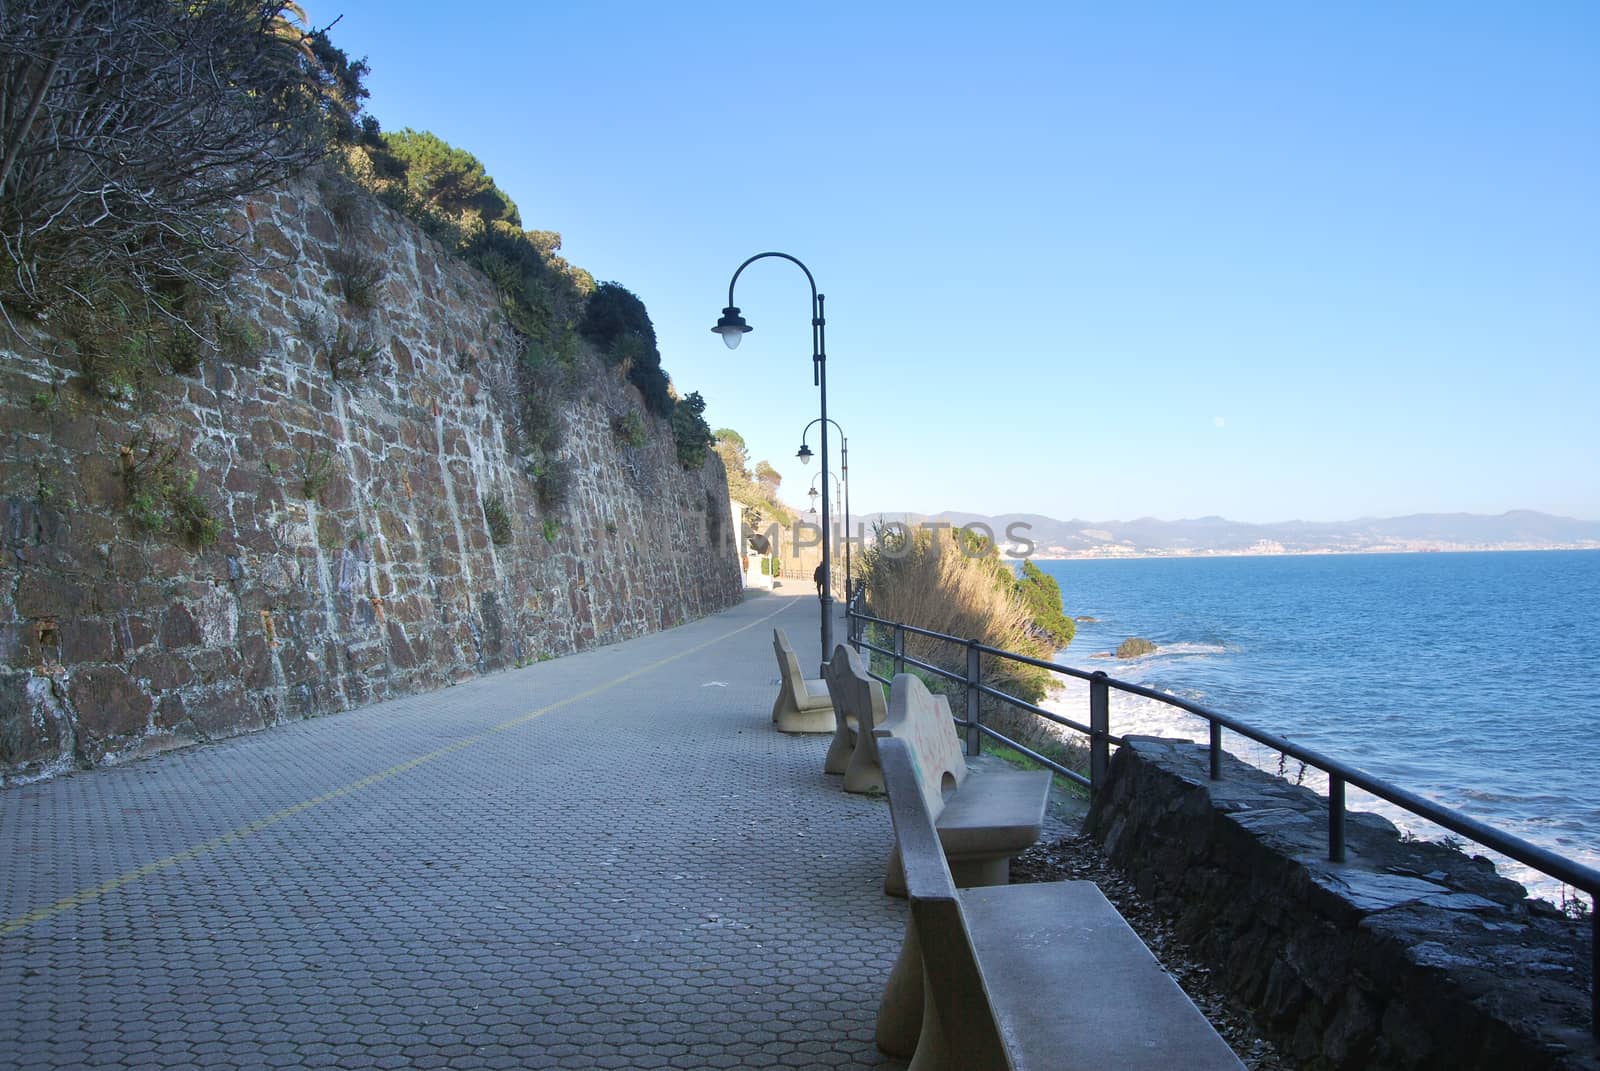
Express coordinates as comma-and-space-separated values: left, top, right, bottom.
1032, 550, 1600, 899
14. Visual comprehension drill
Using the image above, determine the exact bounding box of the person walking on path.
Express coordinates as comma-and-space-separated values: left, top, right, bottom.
813, 562, 827, 598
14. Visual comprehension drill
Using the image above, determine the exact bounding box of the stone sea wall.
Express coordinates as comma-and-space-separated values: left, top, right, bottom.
1088, 737, 1597, 1071
0, 177, 744, 782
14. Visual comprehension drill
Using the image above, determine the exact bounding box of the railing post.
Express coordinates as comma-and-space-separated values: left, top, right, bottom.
1329, 776, 1346, 863
965, 641, 981, 757
1592, 912, 1597, 1038
1089, 671, 1109, 794
892, 624, 905, 676
1209, 720, 1223, 780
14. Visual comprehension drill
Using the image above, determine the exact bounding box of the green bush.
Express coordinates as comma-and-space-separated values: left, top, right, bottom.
612, 410, 648, 448
534, 456, 573, 513
580, 282, 672, 416
671, 392, 714, 470
325, 246, 387, 311
119, 434, 221, 549
1015, 560, 1075, 648
301, 449, 338, 501
482, 491, 513, 545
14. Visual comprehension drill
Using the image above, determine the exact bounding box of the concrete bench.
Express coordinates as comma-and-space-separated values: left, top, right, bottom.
877, 672, 1051, 893
874, 735, 1246, 1071
769, 628, 833, 734
822, 644, 885, 794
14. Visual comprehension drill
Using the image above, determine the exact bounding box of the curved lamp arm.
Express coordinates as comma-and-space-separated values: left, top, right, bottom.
714, 252, 825, 386
797, 418, 846, 470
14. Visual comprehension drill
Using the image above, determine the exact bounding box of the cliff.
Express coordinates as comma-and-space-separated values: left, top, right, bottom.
0, 176, 744, 782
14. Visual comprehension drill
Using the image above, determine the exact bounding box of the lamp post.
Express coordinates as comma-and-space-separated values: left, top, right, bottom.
713, 252, 834, 671
799, 423, 850, 604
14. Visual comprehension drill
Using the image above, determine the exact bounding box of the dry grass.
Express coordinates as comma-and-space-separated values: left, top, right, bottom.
862, 529, 1053, 710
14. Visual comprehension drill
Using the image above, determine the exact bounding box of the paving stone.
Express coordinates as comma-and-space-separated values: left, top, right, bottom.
0, 596, 906, 1068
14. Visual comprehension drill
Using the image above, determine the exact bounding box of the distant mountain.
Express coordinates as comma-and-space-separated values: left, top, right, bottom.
850, 509, 1600, 558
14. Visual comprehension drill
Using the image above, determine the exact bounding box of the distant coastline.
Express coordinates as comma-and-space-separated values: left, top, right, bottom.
854, 509, 1600, 561
1028, 543, 1600, 562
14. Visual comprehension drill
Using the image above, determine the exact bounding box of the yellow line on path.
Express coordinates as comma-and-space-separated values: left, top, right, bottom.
1, 598, 798, 936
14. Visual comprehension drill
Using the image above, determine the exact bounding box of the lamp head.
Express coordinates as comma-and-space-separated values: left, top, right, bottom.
796, 443, 813, 466
711, 307, 751, 350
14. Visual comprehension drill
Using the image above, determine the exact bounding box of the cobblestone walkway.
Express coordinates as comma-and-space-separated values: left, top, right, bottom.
1, 592, 907, 1069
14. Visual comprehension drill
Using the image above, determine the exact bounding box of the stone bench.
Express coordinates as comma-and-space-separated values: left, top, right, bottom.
822, 644, 885, 794
877, 672, 1051, 893
769, 628, 833, 734
874, 735, 1246, 1071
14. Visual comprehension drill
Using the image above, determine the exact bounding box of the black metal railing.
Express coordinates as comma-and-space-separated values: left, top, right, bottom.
844, 595, 1600, 1033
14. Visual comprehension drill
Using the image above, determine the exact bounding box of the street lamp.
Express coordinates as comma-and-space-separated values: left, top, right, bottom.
798, 419, 850, 605
713, 252, 834, 671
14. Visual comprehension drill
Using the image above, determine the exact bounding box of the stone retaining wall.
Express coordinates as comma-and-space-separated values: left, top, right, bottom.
0, 176, 744, 782
1087, 737, 1597, 1071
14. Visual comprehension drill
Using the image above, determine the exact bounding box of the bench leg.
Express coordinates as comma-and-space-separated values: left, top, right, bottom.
887, 847, 1012, 897
948, 855, 1010, 888
883, 844, 906, 898
875, 917, 924, 1058
906, 979, 952, 1071
843, 744, 884, 795
823, 724, 855, 775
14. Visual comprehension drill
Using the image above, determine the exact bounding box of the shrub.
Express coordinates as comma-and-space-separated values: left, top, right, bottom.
581, 282, 672, 416
482, 491, 512, 545
301, 449, 338, 501
215, 311, 264, 363
325, 247, 387, 311
612, 410, 647, 448
118, 433, 221, 549
534, 456, 573, 513
298, 314, 380, 382
1015, 560, 1075, 648
671, 391, 714, 470
0, 2, 366, 335
344, 128, 593, 366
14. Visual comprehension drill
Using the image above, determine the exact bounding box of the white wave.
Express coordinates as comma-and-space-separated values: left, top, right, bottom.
1151, 642, 1229, 657
1037, 683, 1594, 908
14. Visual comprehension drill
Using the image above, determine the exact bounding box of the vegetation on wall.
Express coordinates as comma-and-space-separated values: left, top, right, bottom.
2, 4, 728, 537
119, 433, 221, 549
0, 1, 365, 341
482, 491, 513, 545
670, 392, 714, 470
342, 129, 721, 491
344, 128, 594, 364
579, 282, 672, 417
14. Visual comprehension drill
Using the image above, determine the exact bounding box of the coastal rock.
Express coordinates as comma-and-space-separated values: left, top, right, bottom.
1116, 636, 1158, 659
1075, 615, 1099, 623
1086, 738, 1598, 1071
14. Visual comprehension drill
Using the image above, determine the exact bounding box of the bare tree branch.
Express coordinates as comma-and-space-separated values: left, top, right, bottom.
0, 0, 360, 330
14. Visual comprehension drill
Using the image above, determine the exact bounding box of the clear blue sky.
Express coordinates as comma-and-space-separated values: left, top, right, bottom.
322, 1, 1597, 523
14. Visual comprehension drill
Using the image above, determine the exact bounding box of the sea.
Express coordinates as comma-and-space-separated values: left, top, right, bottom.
1030, 550, 1600, 905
